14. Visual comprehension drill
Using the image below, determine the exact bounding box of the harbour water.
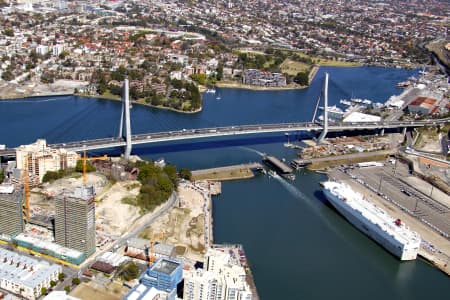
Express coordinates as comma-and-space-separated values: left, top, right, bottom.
1, 67, 449, 299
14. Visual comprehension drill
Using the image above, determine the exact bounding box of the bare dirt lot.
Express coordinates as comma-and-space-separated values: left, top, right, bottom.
32, 173, 142, 237
139, 183, 207, 262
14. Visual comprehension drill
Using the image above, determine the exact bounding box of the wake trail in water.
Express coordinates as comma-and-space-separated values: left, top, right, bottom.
269, 172, 351, 242
0, 97, 71, 104
238, 146, 265, 157
270, 173, 316, 209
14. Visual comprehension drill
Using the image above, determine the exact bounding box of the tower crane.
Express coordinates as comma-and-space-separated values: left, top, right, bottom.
21, 154, 30, 221
80, 147, 108, 185
148, 232, 165, 264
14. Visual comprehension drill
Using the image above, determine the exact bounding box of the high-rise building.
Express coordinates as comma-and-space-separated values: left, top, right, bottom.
55, 186, 96, 257
184, 269, 226, 300
0, 184, 24, 237
15, 139, 78, 184
140, 258, 183, 300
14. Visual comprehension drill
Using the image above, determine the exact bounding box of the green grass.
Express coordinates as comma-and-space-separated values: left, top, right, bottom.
280, 58, 310, 75
121, 196, 137, 206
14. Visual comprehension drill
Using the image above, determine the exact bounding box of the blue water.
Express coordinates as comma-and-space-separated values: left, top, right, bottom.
1, 66, 448, 299
0, 66, 415, 147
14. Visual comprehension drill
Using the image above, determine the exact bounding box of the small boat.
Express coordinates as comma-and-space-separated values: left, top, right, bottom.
268, 170, 277, 177
340, 99, 352, 106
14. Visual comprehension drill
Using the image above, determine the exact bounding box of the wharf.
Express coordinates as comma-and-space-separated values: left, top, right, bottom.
292, 150, 393, 170
191, 163, 263, 181
327, 167, 450, 276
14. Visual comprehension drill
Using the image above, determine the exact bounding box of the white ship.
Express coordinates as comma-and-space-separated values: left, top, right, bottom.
322, 181, 421, 260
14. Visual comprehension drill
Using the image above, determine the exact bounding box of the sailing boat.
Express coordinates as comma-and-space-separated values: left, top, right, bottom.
216, 89, 221, 100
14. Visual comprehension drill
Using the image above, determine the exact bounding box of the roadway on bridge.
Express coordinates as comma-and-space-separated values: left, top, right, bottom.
1, 118, 448, 156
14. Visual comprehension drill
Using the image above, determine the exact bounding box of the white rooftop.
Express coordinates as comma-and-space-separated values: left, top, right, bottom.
343, 112, 381, 123
43, 291, 80, 300
0, 184, 14, 194
123, 284, 166, 300
0, 248, 61, 289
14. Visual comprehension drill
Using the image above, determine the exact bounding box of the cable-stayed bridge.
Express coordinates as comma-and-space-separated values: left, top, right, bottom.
1, 75, 447, 158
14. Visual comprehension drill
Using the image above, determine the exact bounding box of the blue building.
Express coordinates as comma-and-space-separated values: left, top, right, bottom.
140, 258, 183, 300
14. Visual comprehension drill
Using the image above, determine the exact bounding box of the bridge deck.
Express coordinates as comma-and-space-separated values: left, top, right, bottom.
0, 119, 446, 157
263, 155, 293, 174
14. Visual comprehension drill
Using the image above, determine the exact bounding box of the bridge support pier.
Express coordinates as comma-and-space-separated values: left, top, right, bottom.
317, 73, 329, 144
119, 78, 132, 159
380, 128, 385, 136
402, 127, 407, 138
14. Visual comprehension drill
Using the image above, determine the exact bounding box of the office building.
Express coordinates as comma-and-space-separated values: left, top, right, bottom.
0, 184, 24, 237
0, 248, 61, 300
55, 186, 96, 257
141, 258, 183, 300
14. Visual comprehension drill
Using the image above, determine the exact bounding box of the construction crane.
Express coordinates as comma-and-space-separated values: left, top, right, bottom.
149, 232, 165, 264
21, 154, 30, 221
81, 147, 108, 185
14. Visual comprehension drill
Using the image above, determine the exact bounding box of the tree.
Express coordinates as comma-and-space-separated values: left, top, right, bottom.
58, 273, 65, 282
75, 160, 96, 173
72, 277, 80, 285
1, 70, 14, 81
41, 287, 47, 296
216, 62, 223, 81
117, 262, 140, 281
0, 168, 4, 183
98, 83, 107, 95
3, 28, 13, 37
163, 165, 178, 185
179, 168, 192, 180
191, 73, 207, 85
59, 50, 69, 60
64, 285, 71, 293
293, 71, 310, 86
50, 280, 57, 288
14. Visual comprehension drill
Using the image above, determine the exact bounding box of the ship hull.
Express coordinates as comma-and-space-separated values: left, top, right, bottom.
323, 188, 418, 261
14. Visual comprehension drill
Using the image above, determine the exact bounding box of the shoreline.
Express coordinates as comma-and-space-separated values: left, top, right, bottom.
78, 93, 203, 114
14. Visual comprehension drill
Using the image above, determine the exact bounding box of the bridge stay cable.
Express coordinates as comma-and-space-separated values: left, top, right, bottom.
42, 101, 100, 143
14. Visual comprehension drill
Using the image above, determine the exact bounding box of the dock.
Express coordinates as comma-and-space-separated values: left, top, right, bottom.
292, 150, 393, 170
